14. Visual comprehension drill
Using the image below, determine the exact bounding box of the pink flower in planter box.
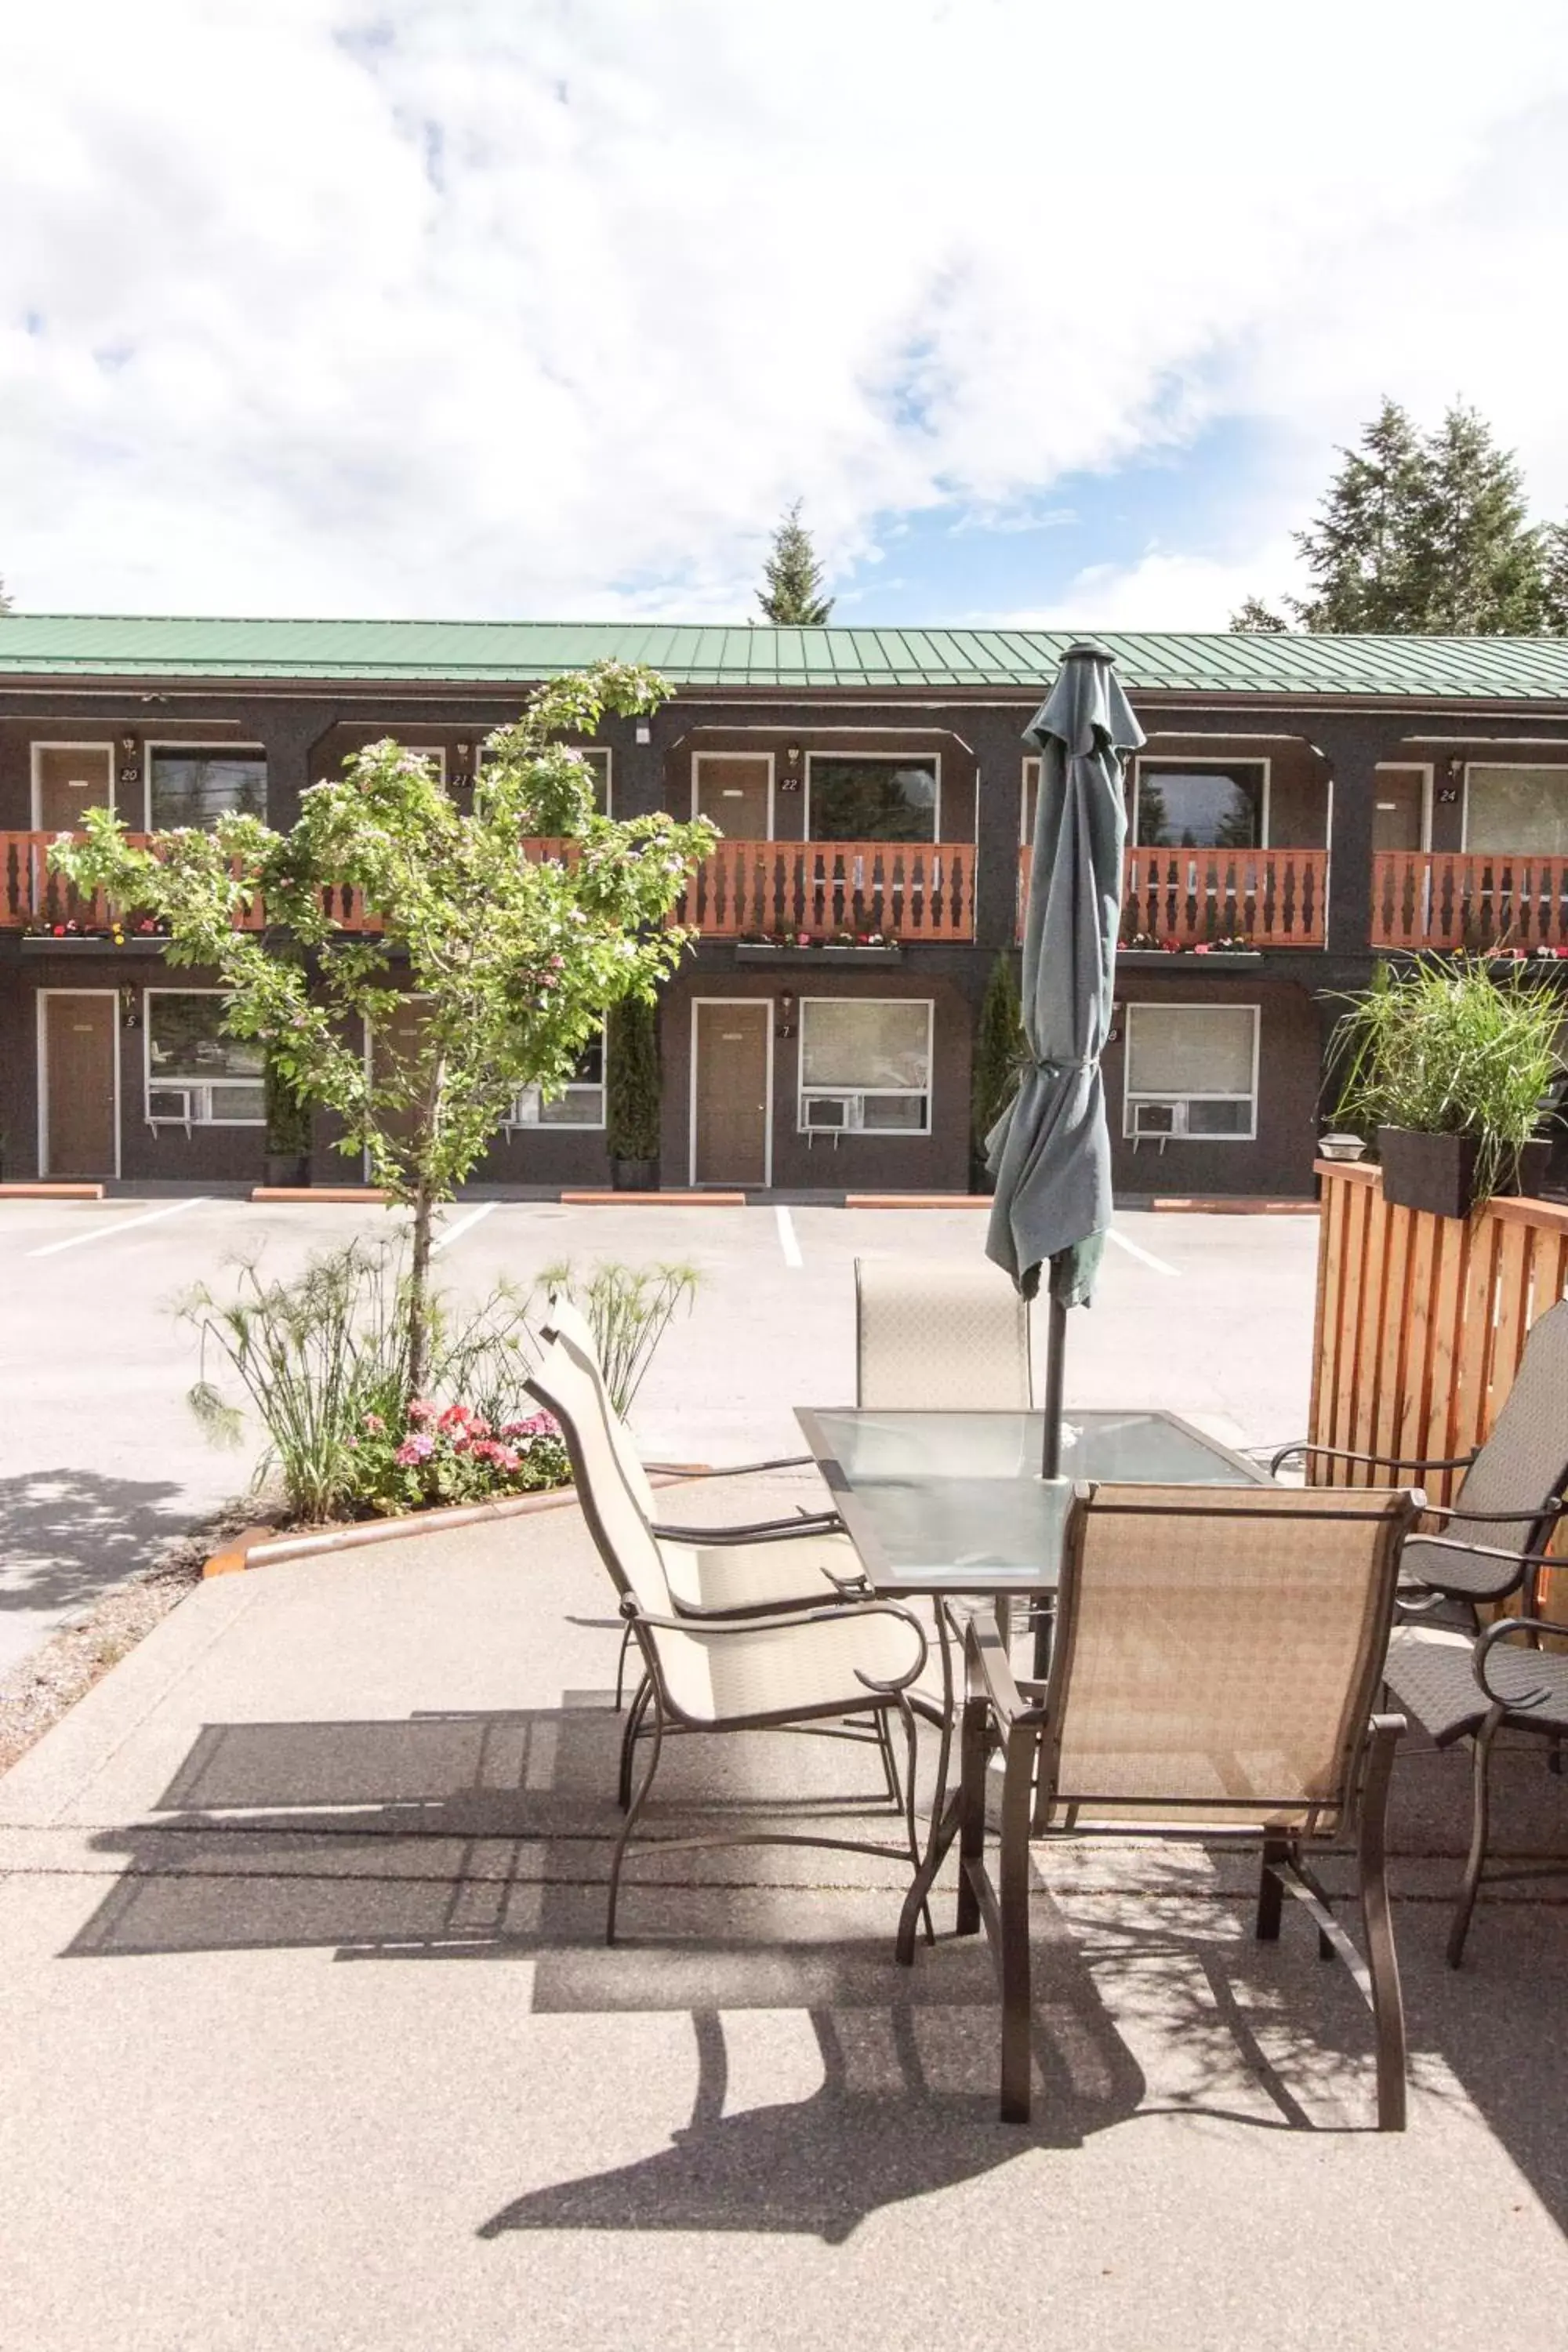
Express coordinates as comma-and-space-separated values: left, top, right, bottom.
394, 1435, 434, 1465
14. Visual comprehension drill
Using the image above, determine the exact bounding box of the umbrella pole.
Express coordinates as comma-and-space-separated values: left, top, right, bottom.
1040, 1271, 1067, 1480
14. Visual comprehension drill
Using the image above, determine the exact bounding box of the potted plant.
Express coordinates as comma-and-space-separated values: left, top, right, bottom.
1329, 957, 1563, 1217
263, 1051, 313, 1189
606, 993, 662, 1190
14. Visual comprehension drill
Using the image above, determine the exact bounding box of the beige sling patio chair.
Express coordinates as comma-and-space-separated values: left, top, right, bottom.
539, 1295, 863, 1709
945, 1480, 1422, 2129
854, 1258, 1032, 1410
524, 1331, 930, 1944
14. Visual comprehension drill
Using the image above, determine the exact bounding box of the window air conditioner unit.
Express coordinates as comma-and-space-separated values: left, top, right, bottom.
804, 1094, 857, 1130
1131, 1100, 1178, 1138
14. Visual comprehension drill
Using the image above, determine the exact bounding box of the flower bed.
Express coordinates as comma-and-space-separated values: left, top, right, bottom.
343, 1400, 570, 1517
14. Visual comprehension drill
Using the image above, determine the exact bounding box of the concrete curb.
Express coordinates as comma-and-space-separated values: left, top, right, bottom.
0, 1181, 105, 1199
559, 1190, 745, 1206
1149, 1196, 1318, 1214
249, 1185, 392, 1203
201, 1468, 710, 1576
845, 1192, 993, 1208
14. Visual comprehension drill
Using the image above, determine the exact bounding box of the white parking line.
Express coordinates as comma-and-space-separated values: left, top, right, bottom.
1105, 1225, 1181, 1278
430, 1201, 499, 1256
27, 1196, 212, 1258
775, 1204, 804, 1269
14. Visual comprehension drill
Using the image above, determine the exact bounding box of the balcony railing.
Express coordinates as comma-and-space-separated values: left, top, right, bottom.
1017, 844, 1329, 947
673, 839, 975, 941
1371, 851, 1568, 952
2, 831, 976, 945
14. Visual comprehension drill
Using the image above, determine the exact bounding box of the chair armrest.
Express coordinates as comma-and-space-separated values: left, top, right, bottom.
1409, 1536, 1565, 1570
622, 1593, 927, 1685
1271, 1439, 1475, 1476
1473, 1618, 1568, 1709
651, 1512, 844, 1544
1420, 1497, 1566, 1527
643, 1454, 818, 1479
963, 1611, 1047, 1732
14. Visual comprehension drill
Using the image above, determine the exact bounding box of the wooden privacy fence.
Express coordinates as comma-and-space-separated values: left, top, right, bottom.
1308, 1161, 1568, 1608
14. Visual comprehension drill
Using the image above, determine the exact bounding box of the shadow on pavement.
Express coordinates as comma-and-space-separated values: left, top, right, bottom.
0, 1466, 189, 1624
61, 1700, 1568, 2240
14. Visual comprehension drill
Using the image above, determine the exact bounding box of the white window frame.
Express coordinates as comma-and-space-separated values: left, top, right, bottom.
1374, 763, 1433, 852
143, 742, 267, 832
37, 988, 122, 1179
1461, 762, 1568, 851
691, 749, 775, 837
796, 996, 934, 1138
804, 750, 942, 841
507, 1026, 608, 1132
30, 742, 118, 827
1131, 756, 1271, 851
144, 987, 265, 1129
1122, 1001, 1260, 1145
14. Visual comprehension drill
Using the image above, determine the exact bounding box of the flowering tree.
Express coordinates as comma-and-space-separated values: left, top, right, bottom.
53, 662, 713, 1392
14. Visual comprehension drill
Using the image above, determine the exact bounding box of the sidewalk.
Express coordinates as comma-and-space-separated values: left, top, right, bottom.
2, 1482, 1565, 2349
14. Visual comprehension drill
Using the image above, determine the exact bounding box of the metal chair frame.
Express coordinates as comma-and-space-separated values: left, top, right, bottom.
919, 1483, 1421, 2129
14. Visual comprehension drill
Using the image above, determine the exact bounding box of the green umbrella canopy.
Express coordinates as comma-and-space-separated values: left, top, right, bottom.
985, 642, 1145, 1308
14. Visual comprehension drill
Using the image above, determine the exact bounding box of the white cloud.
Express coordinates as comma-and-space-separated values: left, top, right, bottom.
3, 0, 1568, 618
990, 542, 1303, 635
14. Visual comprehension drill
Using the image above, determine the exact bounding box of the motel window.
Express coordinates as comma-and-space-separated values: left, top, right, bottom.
146, 993, 265, 1126
1133, 760, 1266, 850
511, 1030, 606, 1129
807, 755, 938, 843
1123, 1003, 1258, 1142
1465, 765, 1568, 858
147, 746, 267, 829
798, 998, 932, 1134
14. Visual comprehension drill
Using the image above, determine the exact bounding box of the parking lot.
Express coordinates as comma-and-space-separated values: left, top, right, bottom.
0, 1194, 1320, 1671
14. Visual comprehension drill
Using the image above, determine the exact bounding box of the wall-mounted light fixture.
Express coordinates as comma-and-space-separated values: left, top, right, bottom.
786, 744, 801, 766
775, 989, 796, 1040
1436, 753, 1462, 805
635, 720, 652, 746
120, 734, 138, 754
120, 985, 140, 1031
455, 742, 472, 765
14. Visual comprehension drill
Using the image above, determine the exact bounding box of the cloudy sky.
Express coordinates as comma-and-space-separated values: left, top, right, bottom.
5, 0, 1568, 629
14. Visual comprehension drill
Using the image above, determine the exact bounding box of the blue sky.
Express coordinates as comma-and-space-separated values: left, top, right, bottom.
4, 2, 1568, 628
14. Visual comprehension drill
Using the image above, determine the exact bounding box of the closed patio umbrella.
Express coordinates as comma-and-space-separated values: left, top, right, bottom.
985, 640, 1145, 1486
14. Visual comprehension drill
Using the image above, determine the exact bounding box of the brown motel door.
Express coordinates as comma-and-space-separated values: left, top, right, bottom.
34, 745, 114, 831
1374, 767, 1427, 851
694, 754, 771, 835
44, 993, 118, 1178
693, 1002, 770, 1185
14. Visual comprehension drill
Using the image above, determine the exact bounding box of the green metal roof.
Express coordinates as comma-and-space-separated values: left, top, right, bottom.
3, 613, 1568, 699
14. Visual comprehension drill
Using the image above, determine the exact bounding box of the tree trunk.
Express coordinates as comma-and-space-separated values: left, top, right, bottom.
407, 1180, 436, 1399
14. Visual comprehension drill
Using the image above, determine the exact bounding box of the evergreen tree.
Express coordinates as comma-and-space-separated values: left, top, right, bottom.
1232, 399, 1560, 636
757, 500, 834, 625
1229, 595, 1288, 633
971, 952, 1025, 1188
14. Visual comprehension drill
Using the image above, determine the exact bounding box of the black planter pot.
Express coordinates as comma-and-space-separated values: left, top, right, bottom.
265, 1152, 311, 1189
611, 1157, 659, 1192
1377, 1128, 1552, 1218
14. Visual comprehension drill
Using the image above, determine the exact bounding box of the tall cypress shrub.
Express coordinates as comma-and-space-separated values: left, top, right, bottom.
606, 993, 662, 1165
972, 952, 1024, 1189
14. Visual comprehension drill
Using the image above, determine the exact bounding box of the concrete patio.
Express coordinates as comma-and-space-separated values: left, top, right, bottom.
2, 1475, 1566, 2349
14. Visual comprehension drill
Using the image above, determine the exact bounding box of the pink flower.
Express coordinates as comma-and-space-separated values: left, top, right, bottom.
470, 1415, 492, 1439
498, 1446, 521, 1472
363, 1413, 385, 1435
406, 1399, 436, 1423
437, 1403, 471, 1433
503, 1411, 558, 1439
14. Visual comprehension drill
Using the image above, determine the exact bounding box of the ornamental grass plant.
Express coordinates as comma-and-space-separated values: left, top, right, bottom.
539, 1258, 698, 1417
1329, 956, 1565, 1203
183, 1240, 560, 1523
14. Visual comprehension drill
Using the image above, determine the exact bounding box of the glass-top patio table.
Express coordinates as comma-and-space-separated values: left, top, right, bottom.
794, 1406, 1270, 1953
795, 1407, 1265, 1601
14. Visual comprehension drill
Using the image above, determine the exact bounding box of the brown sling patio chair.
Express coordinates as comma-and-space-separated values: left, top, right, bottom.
1273, 1298, 1568, 1967
855, 1257, 1033, 1409
945, 1481, 1422, 2129
525, 1331, 930, 1944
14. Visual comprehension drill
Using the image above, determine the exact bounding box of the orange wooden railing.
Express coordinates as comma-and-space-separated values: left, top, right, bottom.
6, 829, 978, 945
676, 839, 975, 940
1371, 851, 1568, 952
1016, 844, 1329, 946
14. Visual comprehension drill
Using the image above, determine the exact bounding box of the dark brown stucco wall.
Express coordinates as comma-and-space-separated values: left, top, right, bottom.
1105, 971, 1323, 1200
